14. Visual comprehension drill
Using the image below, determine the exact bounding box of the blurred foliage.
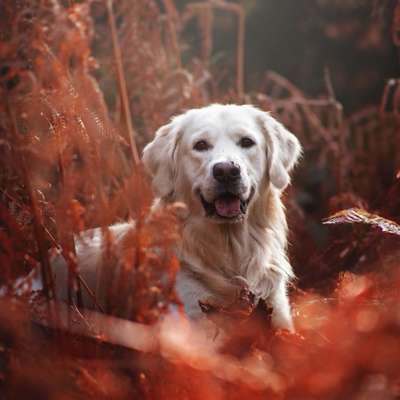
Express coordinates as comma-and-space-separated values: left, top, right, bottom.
175, 0, 398, 112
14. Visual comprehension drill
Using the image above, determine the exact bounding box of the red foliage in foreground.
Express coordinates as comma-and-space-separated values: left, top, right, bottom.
0, 1, 400, 399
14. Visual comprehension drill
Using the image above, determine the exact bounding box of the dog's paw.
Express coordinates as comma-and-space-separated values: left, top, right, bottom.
198, 278, 256, 321
231, 276, 255, 309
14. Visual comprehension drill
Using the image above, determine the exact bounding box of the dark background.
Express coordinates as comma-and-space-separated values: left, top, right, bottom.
174, 0, 398, 113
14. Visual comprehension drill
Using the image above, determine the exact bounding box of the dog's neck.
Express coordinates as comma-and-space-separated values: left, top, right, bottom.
179, 188, 289, 276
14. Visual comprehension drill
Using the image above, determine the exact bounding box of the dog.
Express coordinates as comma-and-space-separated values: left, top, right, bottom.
46, 104, 301, 332
142, 104, 301, 331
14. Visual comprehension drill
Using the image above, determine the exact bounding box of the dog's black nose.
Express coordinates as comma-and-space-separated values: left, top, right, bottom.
213, 162, 241, 183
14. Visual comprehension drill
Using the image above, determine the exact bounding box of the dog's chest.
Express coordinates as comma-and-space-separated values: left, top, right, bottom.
181, 223, 269, 276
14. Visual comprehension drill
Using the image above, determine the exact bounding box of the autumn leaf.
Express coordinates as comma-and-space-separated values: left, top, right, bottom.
323, 208, 400, 236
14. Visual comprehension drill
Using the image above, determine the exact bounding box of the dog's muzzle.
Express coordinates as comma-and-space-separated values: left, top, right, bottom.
200, 187, 255, 221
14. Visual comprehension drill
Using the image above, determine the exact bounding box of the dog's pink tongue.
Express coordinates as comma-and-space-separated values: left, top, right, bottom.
214, 196, 241, 217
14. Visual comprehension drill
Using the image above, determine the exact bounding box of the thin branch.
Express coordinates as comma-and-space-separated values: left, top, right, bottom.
105, 0, 140, 166
6, 102, 56, 302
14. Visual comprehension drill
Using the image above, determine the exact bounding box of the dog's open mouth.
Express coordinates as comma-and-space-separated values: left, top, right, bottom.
200, 189, 254, 220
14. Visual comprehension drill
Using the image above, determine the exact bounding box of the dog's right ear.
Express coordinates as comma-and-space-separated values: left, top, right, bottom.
142, 119, 181, 199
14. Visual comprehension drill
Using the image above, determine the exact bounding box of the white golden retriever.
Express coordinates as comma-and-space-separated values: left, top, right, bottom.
143, 104, 301, 331
47, 104, 301, 332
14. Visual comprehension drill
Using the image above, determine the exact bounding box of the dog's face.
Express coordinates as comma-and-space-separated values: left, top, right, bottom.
143, 104, 301, 223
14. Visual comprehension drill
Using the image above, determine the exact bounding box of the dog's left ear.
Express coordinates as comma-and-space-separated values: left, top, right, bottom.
142, 118, 182, 199
257, 112, 302, 190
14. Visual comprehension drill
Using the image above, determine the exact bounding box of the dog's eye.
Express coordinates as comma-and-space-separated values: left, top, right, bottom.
193, 140, 210, 152
239, 137, 255, 148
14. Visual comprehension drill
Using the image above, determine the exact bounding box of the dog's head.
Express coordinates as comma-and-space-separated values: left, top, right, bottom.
142, 104, 301, 223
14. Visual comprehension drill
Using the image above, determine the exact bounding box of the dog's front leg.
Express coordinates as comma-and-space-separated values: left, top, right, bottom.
266, 278, 294, 332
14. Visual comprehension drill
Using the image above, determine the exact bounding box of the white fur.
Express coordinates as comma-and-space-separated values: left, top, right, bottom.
47, 104, 301, 332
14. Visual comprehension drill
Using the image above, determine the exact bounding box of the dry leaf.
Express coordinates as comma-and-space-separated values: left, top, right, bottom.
323, 208, 400, 236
